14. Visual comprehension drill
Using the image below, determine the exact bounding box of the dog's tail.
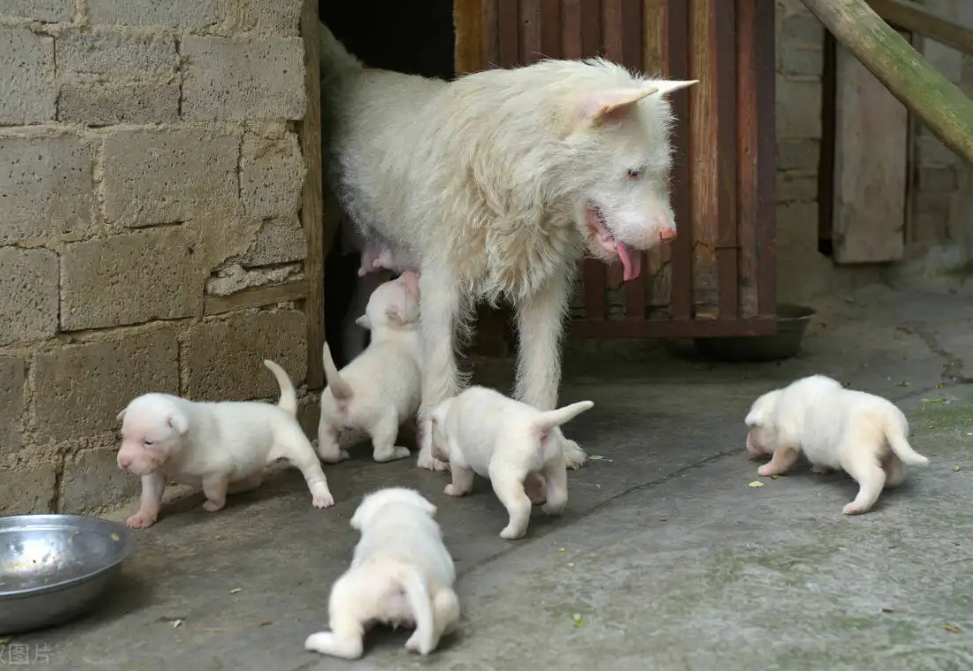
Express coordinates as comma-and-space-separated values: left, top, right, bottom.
399, 566, 436, 655
318, 21, 363, 82
535, 400, 595, 434
322, 342, 354, 401
264, 360, 298, 417
885, 411, 929, 466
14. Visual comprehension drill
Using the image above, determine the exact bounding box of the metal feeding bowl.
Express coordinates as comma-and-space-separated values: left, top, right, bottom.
0, 514, 135, 634
693, 304, 817, 362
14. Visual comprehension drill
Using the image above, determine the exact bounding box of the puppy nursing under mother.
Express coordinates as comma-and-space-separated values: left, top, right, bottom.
318, 22, 697, 472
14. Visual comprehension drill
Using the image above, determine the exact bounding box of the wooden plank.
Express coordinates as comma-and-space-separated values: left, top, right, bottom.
455, 0, 485, 75
714, 0, 739, 320
754, 0, 777, 316
204, 280, 309, 316
602, 0, 624, 59
540, 0, 561, 58
832, 40, 908, 263
581, 0, 602, 56
482, 0, 499, 68
735, 0, 758, 318
667, 0, 693, 321
866, 0, 973, 56
498, 0, 520, 66
643, 0, 667, 75
300, 0, 325, 389
583, 259, 608, 320
561, 0, 583, 58
520, 0, 542, 63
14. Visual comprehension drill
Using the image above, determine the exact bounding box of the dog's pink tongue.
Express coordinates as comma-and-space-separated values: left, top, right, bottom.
617, 242, 642, 281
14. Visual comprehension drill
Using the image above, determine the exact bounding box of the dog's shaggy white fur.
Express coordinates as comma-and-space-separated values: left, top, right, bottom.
305, 487, 460, 659
318, 271, 423, 464
318, 23, 696, 473
745, 374, 930, 515
430, 386, 594, 539
116, 361, 334, 528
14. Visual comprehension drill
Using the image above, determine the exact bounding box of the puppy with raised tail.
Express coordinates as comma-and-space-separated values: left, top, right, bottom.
317, 271, 423, 464
305, 487, 460, 659
116, 360, 335, 529
745, 374, 929, 515
429, 386, 594, 539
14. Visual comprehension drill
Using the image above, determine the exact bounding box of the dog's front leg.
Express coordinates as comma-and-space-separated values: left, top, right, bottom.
201, 473, 231, 512
127, 472, 166, 528
514, 270, 588, 470
416, 267, 466, 472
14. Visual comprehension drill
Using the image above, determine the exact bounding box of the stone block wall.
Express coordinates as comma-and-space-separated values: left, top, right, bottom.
0, 0, 311, 515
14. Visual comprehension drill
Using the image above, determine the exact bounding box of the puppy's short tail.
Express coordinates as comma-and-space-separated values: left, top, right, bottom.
322, 342, 354, 401
885, 413, 929, 466
400, 567, 436, 655
535, 400, 595, 433
264, 360, 297, 416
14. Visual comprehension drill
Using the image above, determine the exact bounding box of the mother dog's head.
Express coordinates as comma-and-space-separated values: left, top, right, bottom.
564, 60, 697, 282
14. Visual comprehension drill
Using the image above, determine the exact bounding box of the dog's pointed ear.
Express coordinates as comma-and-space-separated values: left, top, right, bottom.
355, 314, 372, 330
578, 88, 655, 127
385, 304, 405, 326
116, 407, 127, 423
642, 79, 699, 96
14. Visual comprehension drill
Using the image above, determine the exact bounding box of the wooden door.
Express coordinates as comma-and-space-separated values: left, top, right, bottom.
455, 0, 778, 342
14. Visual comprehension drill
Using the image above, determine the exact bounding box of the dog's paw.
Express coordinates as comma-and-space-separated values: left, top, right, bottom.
313, 491, 336, 509
499, 524, 527, 540
305, 631, 363, 659
126, 511, 157, 529
444, 483, 464, 497
319, 449, 350, 464
418, 452, 450, 472
842, 502, 870, 516
561, 438, 588, 470
202, 500, 225, 513
756, 463, 777, 477
404, 631, 434, 656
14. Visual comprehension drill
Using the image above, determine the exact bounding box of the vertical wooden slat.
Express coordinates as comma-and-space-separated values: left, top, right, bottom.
602, 0, 623, 59
667, 0, 693, 321
561, 0, 583, 58
643, 0, 667, 75
578, 0, 605, 321
520, 0, 542, 63
736, 0, 759, 317
300, 0, 325, 389
581, 0, 602, 55
482, 0, 500, 69
621, 0, 643, 69
455, 0, 485, 75
540, 0, 562, 58
715, 0, 739, 319
583, 259, 607, 320
498, 1, 520, 66
754, 0, 776, 315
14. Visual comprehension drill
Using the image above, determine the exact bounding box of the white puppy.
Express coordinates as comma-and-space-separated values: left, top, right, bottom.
318, 23, 697, 474
305, 487, 460, 659
429, 386, 594, 539
745, 374, 930, 515
117, 361, 335, 528
317, 271, 423, 464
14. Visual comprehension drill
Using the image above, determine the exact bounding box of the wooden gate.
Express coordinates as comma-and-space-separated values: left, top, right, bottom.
455, 0, 777, 341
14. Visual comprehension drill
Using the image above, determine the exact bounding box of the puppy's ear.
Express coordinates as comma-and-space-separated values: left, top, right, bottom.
167, 411, 189, 435
355, 314, 372, 330
116, 407, 127, 423
349, 503, 369, 531
385, 304, 405, 326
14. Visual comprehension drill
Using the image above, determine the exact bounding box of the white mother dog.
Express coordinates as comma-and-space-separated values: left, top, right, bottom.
319, 23, 696, 471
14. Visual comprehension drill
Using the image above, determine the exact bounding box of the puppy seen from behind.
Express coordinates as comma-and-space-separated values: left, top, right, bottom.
305, 487, 460, 659
430, 386, 594, 539
745, 374, 930, 515
116, 360, 335, 529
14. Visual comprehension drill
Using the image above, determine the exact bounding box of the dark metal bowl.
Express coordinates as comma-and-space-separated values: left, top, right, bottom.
0, 514, 135, 634
693, 304, 816, 362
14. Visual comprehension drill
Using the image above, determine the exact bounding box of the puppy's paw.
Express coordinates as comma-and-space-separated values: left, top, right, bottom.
202, 500, 225, 513
404, 631, 434, 656
126, 511, 157, 529
756, 463, 777, 477
418, 452, 450, 472
561, 438, 588, 470
444, 483, 465, 497
499, 524, 527, 540
305, 631, 363, 659
313, 491, 336, 509
319, 449, 350, 464
842, 502, 870, 516
810, 465, 833, 475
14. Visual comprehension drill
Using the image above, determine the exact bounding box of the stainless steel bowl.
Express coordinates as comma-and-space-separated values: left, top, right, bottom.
0, 514, 135, 634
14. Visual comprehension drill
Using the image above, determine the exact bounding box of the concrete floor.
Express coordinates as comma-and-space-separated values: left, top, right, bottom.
11, 282, 973, 670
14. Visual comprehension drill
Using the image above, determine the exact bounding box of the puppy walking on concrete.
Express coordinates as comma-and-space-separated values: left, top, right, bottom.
116, 360, 335, 529
317, 271, 423, 464
305, 487, 460, 659
318, 22, 696, 473
745, 374, 929, 515
430, 386, 594, 539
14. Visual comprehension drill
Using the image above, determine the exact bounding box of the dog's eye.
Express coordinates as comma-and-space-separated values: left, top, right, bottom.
143, 439, 154, 446
627, 168, 643, 180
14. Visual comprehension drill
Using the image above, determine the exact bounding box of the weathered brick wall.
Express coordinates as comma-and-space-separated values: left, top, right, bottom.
0, 0, 310, 514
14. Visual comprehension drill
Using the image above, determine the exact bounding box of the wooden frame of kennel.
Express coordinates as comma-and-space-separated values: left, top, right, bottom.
455, 0, 778, 344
